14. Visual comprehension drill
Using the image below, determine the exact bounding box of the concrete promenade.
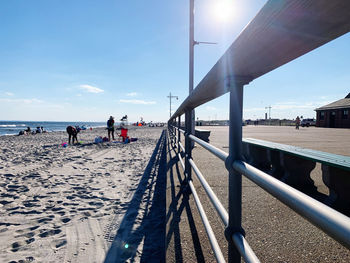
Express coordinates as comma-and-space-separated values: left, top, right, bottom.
166, 126, 350, 262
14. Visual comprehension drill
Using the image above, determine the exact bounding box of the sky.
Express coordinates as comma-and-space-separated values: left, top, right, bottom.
0, 0, 349, 122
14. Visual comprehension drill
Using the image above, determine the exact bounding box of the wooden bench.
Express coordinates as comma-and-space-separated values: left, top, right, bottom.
195, 129, 211, 142
242, 138, 350, 212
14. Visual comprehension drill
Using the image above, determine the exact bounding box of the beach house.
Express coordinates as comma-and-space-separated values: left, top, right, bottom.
315, 93, 350, 128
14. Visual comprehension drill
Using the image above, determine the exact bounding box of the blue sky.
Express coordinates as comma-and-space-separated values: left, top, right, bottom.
0, 0, 349, 122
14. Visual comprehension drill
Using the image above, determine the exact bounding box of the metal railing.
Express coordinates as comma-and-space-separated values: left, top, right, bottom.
166, 1, 350, 262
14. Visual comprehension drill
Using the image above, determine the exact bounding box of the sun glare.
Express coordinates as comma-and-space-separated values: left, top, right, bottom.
211, 0, 235, 23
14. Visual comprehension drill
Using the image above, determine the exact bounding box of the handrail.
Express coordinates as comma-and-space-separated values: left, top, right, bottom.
178, 130, 261, 261
178, 153, 185, 170
189, 158, 228, 226
233, 160, 350, 249
172, 124, 229, 162
178, 141, 185, 154
189, 134, 228, 162
188, 180, 226, 263
173, 127, 350, 258
173, 125, 185, 134
167, 1, 350, 261
232, 233, 261, 263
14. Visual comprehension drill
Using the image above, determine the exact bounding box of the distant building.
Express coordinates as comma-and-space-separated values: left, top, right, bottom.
315, 93, 350, 128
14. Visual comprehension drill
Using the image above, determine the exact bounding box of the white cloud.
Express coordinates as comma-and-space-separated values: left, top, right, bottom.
76, 94, 82, 97
5, 92, 14, 96
119, 99, 156, 105
126, 92, 139, 97
79, 84, 104, 93
0, 98, 43, 104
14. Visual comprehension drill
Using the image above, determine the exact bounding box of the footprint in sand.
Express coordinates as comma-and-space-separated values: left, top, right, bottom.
15, 231, 36, 239
7, 184, 29, 193
10, 242, 21, 253
51, 238, 67, 249
38, 228, 62, 238
10, 240, 26, 252
22, 200, 40, 208
37, 215, 54, 224
61, 217, 71, 223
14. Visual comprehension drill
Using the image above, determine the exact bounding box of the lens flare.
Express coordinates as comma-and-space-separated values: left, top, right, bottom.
211, 0, 235, 23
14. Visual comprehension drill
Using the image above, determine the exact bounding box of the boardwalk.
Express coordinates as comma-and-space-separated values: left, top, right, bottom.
166, 126, 350, 262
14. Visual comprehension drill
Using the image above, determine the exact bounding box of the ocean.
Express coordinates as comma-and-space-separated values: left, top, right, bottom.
0, 121, 107, 136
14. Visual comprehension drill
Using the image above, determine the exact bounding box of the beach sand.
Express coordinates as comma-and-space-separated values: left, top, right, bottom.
0, 126, 166, 263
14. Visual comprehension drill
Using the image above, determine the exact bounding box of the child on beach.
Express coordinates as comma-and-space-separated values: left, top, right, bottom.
66, 126, 79, 144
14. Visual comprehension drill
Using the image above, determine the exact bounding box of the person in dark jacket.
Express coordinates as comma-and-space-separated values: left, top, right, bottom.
107, 116, 115, 141
66, 126, 79, 144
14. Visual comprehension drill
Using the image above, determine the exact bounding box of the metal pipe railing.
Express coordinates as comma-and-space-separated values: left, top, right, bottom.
189, 134, 228, 162
188, 179, 226, 263
178, 153, 185, 170
233, 160, 350, 249
172, 126, 350, 258
179, 141, 185, 154
232, 233, 261, 263
167, 3, 350, 261
189, 158, 228, 226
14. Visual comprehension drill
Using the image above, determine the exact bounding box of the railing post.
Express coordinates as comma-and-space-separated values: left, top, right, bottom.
185, 110, 194, 182
225, 82, 244, 263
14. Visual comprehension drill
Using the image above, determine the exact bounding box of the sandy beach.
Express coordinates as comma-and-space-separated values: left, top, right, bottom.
0, 126, 166, 263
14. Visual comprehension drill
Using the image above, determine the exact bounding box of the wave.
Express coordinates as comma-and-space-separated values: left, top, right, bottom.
0, 124, 17, 127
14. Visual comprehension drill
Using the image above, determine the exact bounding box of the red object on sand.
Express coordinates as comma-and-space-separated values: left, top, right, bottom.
119, 128, 129, 142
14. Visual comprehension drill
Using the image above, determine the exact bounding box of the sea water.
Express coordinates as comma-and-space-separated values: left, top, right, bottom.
0, 121, 106, 136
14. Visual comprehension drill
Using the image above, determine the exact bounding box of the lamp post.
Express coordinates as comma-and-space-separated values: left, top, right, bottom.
167, 92, 178, 118
189, 0, 217, 133
265, 105, 272, 125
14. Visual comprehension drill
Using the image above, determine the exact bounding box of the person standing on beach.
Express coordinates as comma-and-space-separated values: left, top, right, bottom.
107, 116, 115, 141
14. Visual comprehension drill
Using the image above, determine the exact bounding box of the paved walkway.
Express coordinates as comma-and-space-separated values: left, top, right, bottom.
166, 126, 350, 262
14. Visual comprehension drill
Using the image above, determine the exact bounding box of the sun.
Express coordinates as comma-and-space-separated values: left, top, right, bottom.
211, 0, 235, 23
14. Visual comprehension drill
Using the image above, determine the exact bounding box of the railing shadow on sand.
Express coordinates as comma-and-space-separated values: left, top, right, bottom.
104, 130, 167, 263
165, 136, 205, 263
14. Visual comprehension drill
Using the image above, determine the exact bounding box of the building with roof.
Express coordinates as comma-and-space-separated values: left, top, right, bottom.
315, 93, 350, 128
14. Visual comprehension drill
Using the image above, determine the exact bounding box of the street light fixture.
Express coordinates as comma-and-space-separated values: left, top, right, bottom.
167, 92, 178, 118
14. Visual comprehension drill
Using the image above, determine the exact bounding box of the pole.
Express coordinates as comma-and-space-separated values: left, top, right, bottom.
170, 92, 172, 119
226, 82, 244, 263
189, 0, 194, 93
185, 0, 195, 182
189, 0, 195, 137
265, 105, 271, 125
167, 92, 178, 119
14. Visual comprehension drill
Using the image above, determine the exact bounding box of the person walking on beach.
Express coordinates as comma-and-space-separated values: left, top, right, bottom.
295, 116, 301, 130
107, 116, 115, 141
